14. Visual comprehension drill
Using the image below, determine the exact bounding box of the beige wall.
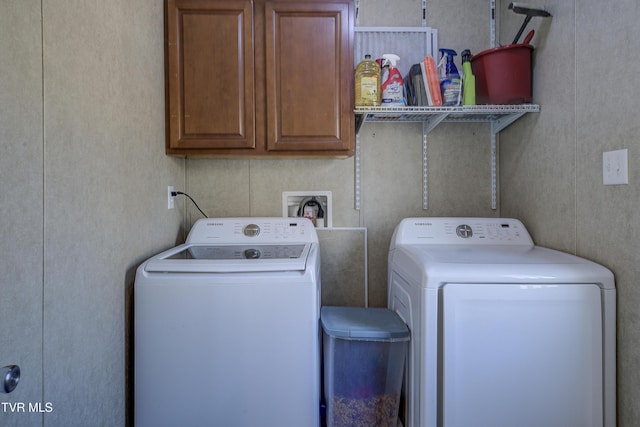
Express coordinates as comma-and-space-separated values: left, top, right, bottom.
0, 2, 44, 426
1, 1, 183, 426
501, 0, 640, 424
2, 0, 640, 426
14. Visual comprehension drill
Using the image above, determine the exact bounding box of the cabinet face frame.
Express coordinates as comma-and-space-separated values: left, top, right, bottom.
165, 0, 255, 152
264, 0, 354, 153
165, 0, 354, 158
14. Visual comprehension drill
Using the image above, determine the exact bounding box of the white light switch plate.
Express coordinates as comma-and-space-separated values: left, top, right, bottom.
603, 149, 628, 185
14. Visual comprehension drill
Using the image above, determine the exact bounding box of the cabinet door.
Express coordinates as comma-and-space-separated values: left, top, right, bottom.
264, 0, 354, 154
166, 0, 254, 153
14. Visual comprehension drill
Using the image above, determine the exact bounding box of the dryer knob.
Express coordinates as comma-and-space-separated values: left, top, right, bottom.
243, 224, 260, 237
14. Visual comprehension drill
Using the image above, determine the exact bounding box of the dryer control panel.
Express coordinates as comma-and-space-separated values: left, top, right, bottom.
393, 217, 534, 245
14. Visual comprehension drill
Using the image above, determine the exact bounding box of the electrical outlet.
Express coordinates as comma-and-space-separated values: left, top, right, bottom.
168, 186, 175, 209
603, 149, 629, 185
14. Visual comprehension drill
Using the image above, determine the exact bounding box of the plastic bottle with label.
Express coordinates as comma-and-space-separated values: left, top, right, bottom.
381, 54, 405, 105
461, 49, 476, 105
439, 49, 462, 106
355, 54, 381, 107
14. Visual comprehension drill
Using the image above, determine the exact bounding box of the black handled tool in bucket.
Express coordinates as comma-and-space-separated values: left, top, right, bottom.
509, 2, 552, 44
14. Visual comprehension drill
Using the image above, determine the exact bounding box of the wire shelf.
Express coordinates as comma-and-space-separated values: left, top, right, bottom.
355, 104, 540, 133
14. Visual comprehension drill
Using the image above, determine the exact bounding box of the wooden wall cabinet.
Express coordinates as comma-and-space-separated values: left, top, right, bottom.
165, 0, 355, 157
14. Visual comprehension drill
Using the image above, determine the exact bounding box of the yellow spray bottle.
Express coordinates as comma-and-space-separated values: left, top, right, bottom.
461, 49, 476, 106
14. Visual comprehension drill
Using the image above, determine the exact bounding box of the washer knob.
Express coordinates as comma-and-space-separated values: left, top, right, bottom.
243, 224, 260, 237
243, 248, 261, 259
456, 224, 473, 238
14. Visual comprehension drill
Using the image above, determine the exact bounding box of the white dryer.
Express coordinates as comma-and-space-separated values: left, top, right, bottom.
388, 217, 615, 427
135, 217, 321, 427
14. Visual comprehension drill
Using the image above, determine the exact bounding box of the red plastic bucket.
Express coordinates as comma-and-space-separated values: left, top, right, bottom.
471, 44, 533, 105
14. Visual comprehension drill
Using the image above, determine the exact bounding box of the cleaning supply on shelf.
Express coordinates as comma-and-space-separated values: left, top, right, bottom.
421, 55, 442, 106
438, 49, 462, 106
508, 2, 552, 44
471, 44, 533, 104
461, 49, 476, 105
355, 54, 381, 107
381, 54, 405, 105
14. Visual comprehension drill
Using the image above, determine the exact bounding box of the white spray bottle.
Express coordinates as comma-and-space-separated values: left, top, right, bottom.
381, 54, 405, 105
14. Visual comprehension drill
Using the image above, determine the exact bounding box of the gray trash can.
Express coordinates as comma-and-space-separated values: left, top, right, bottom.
321, 306, 410, 427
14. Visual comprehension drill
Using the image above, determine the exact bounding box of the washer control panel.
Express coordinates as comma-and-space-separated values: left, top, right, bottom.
395, 218, 533, 245
243, 224, 261, 237
186, 217, 318, 244
456, 224, 473, 238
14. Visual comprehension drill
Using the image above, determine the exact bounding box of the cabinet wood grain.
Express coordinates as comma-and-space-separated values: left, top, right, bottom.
165, 0, 354, 158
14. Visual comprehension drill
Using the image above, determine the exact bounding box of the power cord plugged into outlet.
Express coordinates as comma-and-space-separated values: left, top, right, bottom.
167, 186, 209, 218
167, 186, 175, 209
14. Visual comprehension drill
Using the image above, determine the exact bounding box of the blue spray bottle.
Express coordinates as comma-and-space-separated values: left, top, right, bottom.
439, 49, 462, 106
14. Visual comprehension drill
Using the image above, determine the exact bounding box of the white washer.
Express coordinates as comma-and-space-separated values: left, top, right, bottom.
388, 217, 615, 427
135, 217, 321, 427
